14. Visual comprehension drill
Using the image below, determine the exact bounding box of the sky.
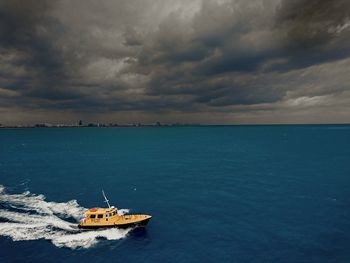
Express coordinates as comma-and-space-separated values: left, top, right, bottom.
0, 0, 350, 125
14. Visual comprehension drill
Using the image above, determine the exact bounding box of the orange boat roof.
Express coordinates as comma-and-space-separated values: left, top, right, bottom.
86, 207, 116, 214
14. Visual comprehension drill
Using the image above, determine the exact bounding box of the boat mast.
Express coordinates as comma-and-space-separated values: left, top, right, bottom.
102, 189, 111, 209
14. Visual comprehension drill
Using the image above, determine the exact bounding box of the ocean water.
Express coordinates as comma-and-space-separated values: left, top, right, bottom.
0, 125, 349, 262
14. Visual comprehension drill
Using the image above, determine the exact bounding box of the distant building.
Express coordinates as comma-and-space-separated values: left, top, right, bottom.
35, 123, 47, 127
78, 120, 83, 126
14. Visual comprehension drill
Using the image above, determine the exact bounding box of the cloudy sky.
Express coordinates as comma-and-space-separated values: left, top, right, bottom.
1, 0, 350, 125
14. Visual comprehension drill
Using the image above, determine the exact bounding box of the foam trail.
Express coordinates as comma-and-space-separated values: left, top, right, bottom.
0, 185, 131, 249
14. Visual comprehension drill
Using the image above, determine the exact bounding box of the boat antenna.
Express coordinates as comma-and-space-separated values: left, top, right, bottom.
102, 189, 111, 208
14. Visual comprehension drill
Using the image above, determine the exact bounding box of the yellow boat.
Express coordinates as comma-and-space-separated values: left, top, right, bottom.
78, 191, 152, 229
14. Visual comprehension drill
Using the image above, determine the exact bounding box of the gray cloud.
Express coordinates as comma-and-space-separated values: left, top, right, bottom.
274, 0, 350, 69
0, 0, 349, 124
277, 0, 350, 47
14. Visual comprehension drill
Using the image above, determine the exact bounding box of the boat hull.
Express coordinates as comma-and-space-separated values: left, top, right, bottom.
78, 217, 151, 229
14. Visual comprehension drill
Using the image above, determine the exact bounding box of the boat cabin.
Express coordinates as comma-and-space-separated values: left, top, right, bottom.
85, 206, 118, 223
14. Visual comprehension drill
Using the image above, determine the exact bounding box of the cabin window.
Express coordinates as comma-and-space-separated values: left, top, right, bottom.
97, 214, 103, 218
90, 214, 96, 219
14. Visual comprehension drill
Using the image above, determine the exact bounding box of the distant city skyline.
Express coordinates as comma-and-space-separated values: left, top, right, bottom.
0, 120, 201, 128
1, 0, 350, 125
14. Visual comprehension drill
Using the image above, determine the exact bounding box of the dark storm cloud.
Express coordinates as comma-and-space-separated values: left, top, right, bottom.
273, 0, 350, 70
139, 0, 285, 106
277, 0, 350, 48
0, 0, 85, 103
0, 1, 61, 102
0, 0, 349, 124
142, 0, 350, 108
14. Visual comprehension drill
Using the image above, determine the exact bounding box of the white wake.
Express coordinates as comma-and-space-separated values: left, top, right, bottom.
0, 185, 131, 249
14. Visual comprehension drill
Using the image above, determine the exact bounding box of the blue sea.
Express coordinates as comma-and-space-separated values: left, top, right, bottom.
0, 125, 349, 262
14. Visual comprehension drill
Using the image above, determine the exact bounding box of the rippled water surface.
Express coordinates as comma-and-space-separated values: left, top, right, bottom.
0, 125, 349, 262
